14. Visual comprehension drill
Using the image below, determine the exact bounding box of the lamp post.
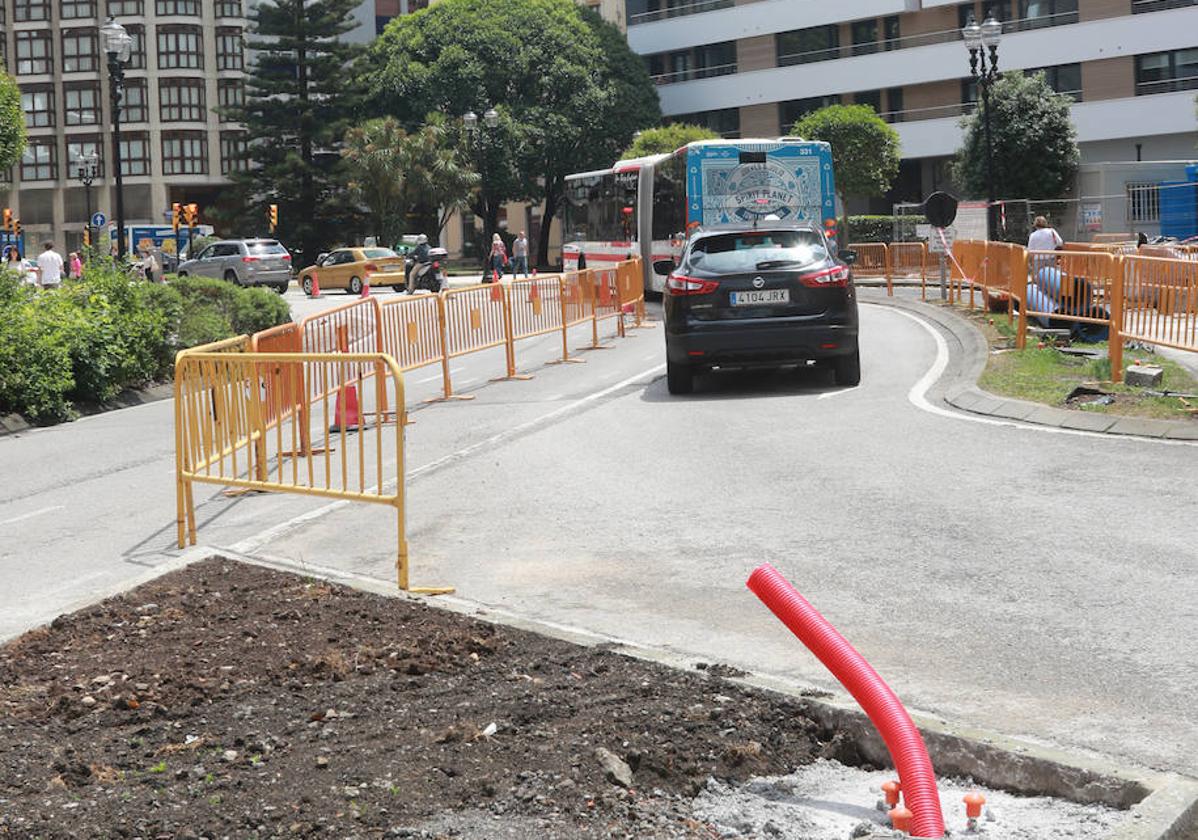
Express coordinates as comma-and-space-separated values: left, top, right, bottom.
463, 107, 500, 252
964, 13, 1002, 239
74, 151, 99, 252
100, 17, 131, 260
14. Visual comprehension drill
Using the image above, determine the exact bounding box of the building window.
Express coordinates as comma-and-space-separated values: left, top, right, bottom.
220, 131, 247, 174
120, 133, 150, 176
106, 0, 142, 13
21, 87, 55, 128
66, 138, 104, 178
216, 28, 244, 71
62, 30, 100, 73
21, 139, 56, 181
851, 19, 879, 56
61, 0, 96, 17
627, 0, 733, 25
159, 78, 206, 122
64, 84, 101, 125
1127, 183, 1160, 222
776, 25, 839, 66
883, 16, 900, 49
958, 3, 977, 28
155, 0, 199, 14
162, 131, 208, 175
125, 25, 146, 70
158, 26, 203, 70
669, 108, 740, 138
122, 79, 148, 122
646, 41, 736, 84
1135, 48, 1198, 95
217, 79, 244, 120
1133, 0, 1198, 12
780, 95, 841, 133
854, 90, 882, 112
885, 87, 904, 122
16, 31, 53, 75
1027, 63, 1082, 99
1013, 0, 1078, 29
14, 0, 50, 21
215, 0, 241, 15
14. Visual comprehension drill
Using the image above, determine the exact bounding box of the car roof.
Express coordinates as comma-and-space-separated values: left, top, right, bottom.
691, 222, 822, 239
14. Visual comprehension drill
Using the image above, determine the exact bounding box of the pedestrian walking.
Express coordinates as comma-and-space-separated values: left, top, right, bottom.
140, 247, 160, 282
36, 241, 64, 290
484, 233, 507, 283
68, 252, 83, 280
510, 230, 529, 278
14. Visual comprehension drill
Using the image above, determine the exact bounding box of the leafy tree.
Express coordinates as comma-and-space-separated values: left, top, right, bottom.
398, 114, 480, 245
621, 123, 719, 159
952, 71, 1079, 202
341, 117, 410, 247
366, 0, 659, 267
221, 0, 364, 264
791, 105, 901, 221
0, 73, 25, 173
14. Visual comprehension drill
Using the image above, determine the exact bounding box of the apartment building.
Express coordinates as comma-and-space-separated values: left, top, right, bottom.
0, 0, 253, 251
627, 0, 1198, 211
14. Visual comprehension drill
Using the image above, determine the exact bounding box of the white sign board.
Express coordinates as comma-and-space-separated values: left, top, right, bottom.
954, 201, 989, 241
928, 227, 956, 254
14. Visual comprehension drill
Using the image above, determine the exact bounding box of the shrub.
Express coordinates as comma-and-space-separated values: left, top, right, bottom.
0, 264, 291, 424
846, 215, 929, 244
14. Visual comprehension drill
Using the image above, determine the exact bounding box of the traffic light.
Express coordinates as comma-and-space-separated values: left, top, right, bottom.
185, 203, 199, 226
171, 202, 182, 233
268, 204, 278, 232
2, 208, 11, 232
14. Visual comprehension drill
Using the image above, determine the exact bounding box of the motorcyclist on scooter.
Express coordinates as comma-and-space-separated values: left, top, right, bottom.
406, 234, 431, 293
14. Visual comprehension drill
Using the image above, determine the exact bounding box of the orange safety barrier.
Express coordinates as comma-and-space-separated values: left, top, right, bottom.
615, 258, 649, 327
590, 267, 623, 343
442, 283, 515, 380
378, 293, 457, 400
1019, 250, 1123, 381
1121, 255, 1198, 353
846, 242, 890, 296
889, 242, 926, 299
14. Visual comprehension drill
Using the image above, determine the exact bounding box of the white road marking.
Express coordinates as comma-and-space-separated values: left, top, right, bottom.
885, 305, 1198, 447
817, 388, 852, 401
0, 505, 64, 526
414, 372, 442, 384
229, 363, 666, 555
643, 353, 658, 361
458, 377, 479, 385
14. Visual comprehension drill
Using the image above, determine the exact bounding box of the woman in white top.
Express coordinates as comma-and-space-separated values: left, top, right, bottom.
1027, 215, 1063, 274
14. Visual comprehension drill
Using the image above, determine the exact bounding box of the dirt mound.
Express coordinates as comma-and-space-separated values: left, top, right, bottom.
0, 558, 835, 838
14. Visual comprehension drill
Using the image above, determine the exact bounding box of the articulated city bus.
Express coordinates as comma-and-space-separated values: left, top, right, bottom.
562, 138, 838, 294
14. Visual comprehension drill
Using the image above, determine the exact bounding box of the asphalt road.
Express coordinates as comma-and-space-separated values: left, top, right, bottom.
2, 290, 1195, 779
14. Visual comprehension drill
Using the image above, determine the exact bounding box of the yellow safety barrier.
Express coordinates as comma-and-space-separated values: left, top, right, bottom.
442, 282, 516, 381
174, 348, 452, 595
378, 293, 458, 400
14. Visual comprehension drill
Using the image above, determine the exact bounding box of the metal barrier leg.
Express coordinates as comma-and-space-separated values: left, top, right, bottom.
491, 285, 534, 383
424, 295, 475, 403
550, 277, 585, 365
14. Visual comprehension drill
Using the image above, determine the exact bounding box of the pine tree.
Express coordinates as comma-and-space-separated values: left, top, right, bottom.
222, 0, 364, 264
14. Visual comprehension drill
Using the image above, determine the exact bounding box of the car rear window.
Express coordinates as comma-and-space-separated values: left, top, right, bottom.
362, 248, 398, 259
689, 230, 828, 273
248, 241, 288, 255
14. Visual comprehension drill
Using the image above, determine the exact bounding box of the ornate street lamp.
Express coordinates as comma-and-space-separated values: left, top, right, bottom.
74, 151, 100, 252
463, 105, 501, 251
100, 17, 132, 259
964, 13, 1003, 239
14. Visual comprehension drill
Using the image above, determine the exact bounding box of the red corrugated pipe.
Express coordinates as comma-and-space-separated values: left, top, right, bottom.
747, 563, 945, 838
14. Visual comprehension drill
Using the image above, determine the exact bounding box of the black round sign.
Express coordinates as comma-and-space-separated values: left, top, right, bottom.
923, 192, 959, 228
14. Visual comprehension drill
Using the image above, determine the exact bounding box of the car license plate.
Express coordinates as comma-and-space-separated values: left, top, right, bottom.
731, 289, 789, 306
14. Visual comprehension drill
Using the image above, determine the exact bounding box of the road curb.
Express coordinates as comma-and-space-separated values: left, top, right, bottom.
861, 292, 1198, 441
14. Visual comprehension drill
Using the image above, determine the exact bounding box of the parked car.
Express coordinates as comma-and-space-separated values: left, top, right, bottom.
176, 239, 293, 293
298, 247, 406, 295
657, 223, 860, 395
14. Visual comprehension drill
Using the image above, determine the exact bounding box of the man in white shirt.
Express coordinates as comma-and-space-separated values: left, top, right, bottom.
36, 241, 65, 290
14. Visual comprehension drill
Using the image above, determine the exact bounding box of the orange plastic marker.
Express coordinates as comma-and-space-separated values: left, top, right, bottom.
890, 805, 913, 834
882, 780, 902, 808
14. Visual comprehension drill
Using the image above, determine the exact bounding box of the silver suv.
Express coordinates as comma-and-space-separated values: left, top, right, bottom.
177, 239, 292, 294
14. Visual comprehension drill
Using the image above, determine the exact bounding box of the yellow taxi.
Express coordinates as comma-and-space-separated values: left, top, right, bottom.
298, 247, 406, 295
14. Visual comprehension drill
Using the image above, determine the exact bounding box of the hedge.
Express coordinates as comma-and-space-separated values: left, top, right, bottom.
0, 263, 290, 423
846, 215, 929, 244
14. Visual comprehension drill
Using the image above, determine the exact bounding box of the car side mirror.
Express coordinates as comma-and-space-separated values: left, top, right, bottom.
838, 249, 858, 265
653, 259, 676, 275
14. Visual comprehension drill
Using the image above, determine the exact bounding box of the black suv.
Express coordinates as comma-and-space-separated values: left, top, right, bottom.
658, 225, 860, 395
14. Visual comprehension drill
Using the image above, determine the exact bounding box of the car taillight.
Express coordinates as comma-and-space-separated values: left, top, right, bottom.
799, 265, 851, 288
241, 256, 259, 263
665, 273, 719, 295
281, 254, 291, 261
364, 262, 379, 272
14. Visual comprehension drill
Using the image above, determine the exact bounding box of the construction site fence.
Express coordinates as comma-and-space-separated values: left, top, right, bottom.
845, 242, 929, 297
936, 239, 1198, 383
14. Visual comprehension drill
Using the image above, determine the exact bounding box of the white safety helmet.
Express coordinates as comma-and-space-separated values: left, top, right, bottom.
416, 234, 428, 245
